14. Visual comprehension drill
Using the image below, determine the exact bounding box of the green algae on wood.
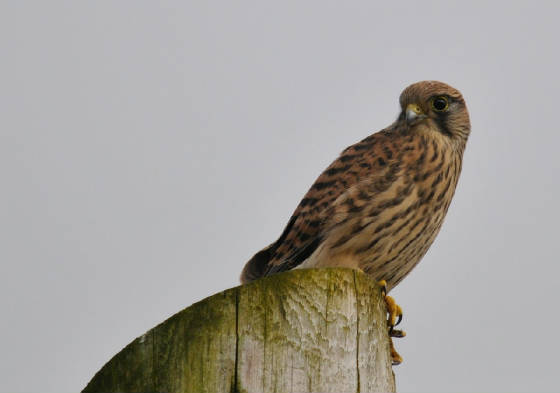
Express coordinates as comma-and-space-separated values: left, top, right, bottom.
83, 268, 396, 393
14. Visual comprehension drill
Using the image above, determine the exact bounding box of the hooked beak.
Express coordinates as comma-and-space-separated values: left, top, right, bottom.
405, 103, 425, 124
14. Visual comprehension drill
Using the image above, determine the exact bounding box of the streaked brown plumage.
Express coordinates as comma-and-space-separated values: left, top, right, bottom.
241, 81, 470, 293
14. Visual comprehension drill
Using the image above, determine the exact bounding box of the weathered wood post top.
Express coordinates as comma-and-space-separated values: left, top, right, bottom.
83, 268, 396, 393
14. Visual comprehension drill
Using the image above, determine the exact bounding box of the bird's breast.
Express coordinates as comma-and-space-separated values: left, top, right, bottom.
306, 139, 463, 291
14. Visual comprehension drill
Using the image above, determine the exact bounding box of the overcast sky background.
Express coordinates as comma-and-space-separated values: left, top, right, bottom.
2, 2, 560, 392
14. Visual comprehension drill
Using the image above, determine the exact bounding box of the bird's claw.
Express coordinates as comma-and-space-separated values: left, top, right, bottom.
378, 279, 405, 365
389, 340, 403, 366
386, 295, 403, 331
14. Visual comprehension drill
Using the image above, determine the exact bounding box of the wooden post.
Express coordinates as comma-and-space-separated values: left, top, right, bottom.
82, 268, 396, 393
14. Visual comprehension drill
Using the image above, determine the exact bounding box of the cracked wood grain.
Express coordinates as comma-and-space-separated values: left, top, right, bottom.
83, 268, 395, 393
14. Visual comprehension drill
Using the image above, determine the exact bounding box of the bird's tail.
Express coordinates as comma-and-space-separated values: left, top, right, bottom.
239, 243, 275, 284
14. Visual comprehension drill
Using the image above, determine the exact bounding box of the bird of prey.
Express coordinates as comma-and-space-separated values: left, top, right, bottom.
240, 81, 470, 364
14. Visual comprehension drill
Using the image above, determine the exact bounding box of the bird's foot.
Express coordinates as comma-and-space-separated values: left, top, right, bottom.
378, 279, 406, 366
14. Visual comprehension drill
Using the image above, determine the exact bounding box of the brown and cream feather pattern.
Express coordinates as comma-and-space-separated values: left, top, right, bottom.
241, 81, 470, 292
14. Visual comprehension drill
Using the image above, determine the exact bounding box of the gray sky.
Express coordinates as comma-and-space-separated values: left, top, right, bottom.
2, 1, 559, 392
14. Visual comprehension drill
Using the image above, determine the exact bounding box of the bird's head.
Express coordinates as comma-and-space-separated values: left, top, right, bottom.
398, 81, 471, 143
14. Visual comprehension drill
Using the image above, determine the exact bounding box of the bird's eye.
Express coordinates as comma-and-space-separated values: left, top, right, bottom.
431, 96, 449, 112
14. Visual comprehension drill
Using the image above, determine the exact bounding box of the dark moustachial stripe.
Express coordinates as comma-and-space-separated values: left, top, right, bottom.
434, 112, 452, 136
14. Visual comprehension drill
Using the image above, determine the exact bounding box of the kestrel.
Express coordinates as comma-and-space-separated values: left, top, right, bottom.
240, 81, 470, 364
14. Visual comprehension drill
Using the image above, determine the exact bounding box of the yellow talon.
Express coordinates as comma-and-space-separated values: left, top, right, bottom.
378, 279, 388, 295
385, 295, 403, 331
378, 279, 405, 365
